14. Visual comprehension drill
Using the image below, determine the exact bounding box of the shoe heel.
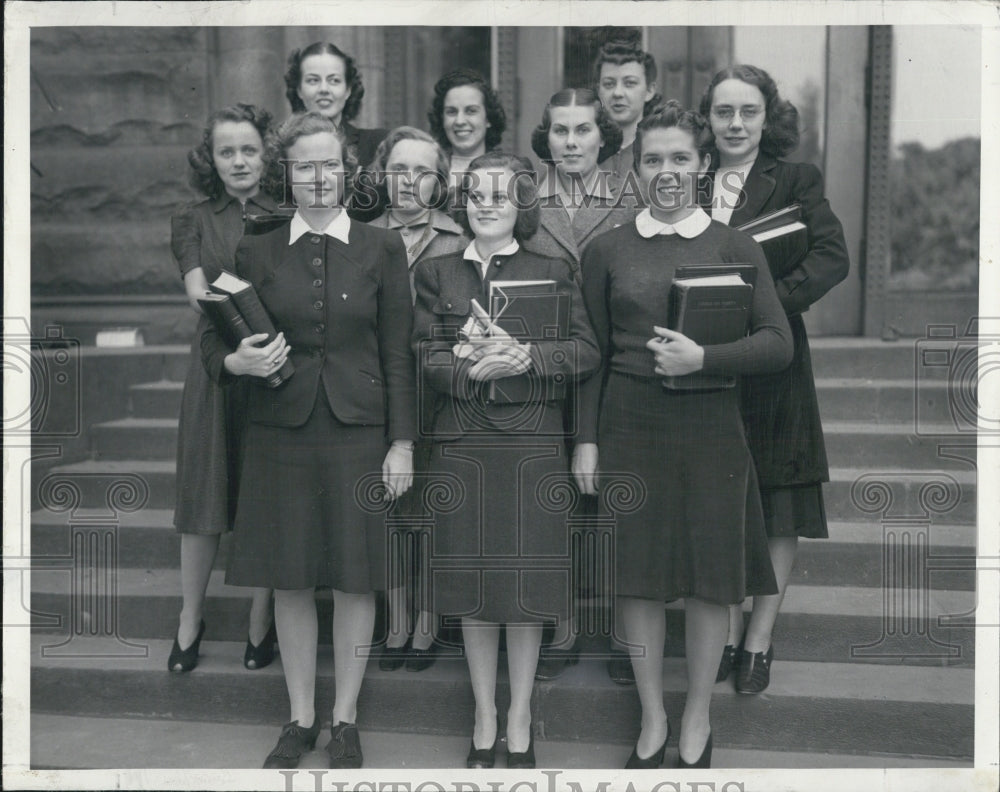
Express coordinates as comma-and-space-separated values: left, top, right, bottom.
168, 619, 205, 673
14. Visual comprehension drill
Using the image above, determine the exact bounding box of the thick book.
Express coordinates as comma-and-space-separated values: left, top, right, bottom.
244, 211, 293, 237
206, 271, 295, 388
735, 203, 806, 244
485, 280, 571, 404
664, 271, 753, 391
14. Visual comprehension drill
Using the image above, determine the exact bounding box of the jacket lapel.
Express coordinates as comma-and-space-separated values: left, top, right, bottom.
731, 155, 778, 226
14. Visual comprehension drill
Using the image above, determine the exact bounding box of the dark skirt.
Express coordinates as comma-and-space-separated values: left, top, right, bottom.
225, 394, 389, 592
174, 314, 248, 535
760, 483, 828, 538
427, 427, 573, 625
598, 372, 778, 605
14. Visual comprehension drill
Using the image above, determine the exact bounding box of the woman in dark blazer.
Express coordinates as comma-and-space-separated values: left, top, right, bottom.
284, 41, 387, 220
202, 111, 416, 770
525, 88, 635, 280
699, 65, 850, 693
411, 152, 600, 768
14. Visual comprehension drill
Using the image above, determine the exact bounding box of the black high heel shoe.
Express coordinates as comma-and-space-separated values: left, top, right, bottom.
379, 638, 409, 672
466, 718, 499, 768
716, 643, 739, 682
625, 720, 670, 769
244, 622, 277, 670
167, 619, 205, 673
506, 732, 535, 770
676, 731, 712, 769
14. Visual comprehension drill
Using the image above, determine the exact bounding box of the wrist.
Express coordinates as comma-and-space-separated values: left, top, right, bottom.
223, 352, 244, 376
391, 440, 414, 452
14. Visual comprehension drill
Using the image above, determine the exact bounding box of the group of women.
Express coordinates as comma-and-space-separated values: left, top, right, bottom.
168, 36, 849, 771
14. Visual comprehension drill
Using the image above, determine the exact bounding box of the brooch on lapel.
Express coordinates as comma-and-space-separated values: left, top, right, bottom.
342, 293, 348, 300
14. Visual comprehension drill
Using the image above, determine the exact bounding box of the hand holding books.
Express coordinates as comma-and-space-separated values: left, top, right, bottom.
452, 298, 534, 382
647, 326, 705, 377
223, 331, 291, 380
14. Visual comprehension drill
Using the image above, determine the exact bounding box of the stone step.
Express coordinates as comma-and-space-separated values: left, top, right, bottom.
822, 422, 975, 469
30, 509, 978, 591
129, 380, 184, 418
808, 337, 974, 381
29, 635, 974, 761
28, 713, 971, 770
91, 418, 179, 460
815, 377, 955, 425
30, 569, 976, 666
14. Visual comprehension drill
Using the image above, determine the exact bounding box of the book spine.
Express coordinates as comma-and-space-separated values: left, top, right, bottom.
227, 289, 296, 388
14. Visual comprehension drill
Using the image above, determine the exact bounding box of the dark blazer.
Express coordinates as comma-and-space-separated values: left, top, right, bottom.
411, 247, 601, 440
202, 218, 417, 441
523, 170, 638, 280
704, 155, 850, 487
345, 123, 389, 223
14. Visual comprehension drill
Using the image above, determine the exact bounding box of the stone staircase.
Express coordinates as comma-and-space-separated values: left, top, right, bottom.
28, 338, 978, 768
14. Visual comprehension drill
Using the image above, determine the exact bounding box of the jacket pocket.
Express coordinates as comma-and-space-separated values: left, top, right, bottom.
432, 296, 471, 316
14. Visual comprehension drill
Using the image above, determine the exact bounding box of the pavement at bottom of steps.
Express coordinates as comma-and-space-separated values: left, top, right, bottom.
28, 714, 973, 771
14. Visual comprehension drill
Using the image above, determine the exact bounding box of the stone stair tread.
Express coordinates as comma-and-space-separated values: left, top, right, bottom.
32, 507, 177, 527
49, 459, 176, 473
28, 713, 971, 769
829, 467, 976, 483
815, 376, 948, 387
93, 417, 178, 428
29, 635, 973, 705
29, 567, 975, 620
823, 420, 967, 435
130, 380, 184, 390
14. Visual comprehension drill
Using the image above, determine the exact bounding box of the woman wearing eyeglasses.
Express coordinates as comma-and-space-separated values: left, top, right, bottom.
699, 65, 849, 695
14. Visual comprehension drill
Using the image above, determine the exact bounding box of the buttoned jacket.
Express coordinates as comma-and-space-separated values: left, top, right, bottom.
202, 219, 417, 440
368, 210, 469, 301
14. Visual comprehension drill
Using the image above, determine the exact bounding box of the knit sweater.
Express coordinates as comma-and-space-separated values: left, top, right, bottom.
577, 219, 793, 443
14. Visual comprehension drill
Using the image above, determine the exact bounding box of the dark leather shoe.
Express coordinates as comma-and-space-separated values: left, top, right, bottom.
736, 645, 773, 694
466, 738, 497, 768
625, 721, 669, 769
405, 643, 437, 672
715, 643, 738, 683
379, 641, 408, 672
506, 733, 535, 769
607, 650, 636, 685
262, 719, 321, 769
326, 722, 363, 769
167, 619, 205, 673
534, 644, 579, 681
676, 731, 712, 769
244, 622, 277, 670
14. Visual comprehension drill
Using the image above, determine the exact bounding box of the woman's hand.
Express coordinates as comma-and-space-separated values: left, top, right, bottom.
382, 441, 414, 501
467, 342, 534, 381
646, 327, 704, 376
572, 443, 599, 495
223, 332, 290, 378
183, 267, 210, 313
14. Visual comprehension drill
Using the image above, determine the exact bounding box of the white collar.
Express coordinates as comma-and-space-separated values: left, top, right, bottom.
463, 239, 520, 267
635, 207, 711, 239
288, 209, 351, 245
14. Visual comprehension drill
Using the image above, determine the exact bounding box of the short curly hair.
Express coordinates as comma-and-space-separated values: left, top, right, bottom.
591, 40, 663, 119
452, 151, 540, 243
186, 104, 272, 199
261, 111, 358, 207
530, 88, 623, 165
699, 64, 800, 159
284, 41, 365, 124
427, 69, 507, 153
633, 99, 714, 172
370, 126, 452, 211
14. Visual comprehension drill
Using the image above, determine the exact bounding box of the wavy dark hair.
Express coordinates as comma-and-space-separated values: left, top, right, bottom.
699, 64, 800, 159
261, 112, 358, 206
186, 103, 272, 199
370, 126, 451, 211
428, 69, 507, 153
284, 42, 365, 123
531, 88, 623, 165
452, 151, 540, 242
591, 39, 663, 119
633, 99, 714, 172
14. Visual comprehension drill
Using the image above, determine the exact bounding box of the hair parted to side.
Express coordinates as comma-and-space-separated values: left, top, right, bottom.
699, 64, 800, 159
187, 103, 273, 199
261, 111, 358, 205
530, 88, 623, 164
284, 41, 365, 123
428, 69, 507, 153
591, 39, 663, 118
633, 99, 714, 172
452, 151, 540, 242
370, 126, 452, 210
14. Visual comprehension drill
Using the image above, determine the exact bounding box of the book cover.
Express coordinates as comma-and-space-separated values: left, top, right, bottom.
735, 203, 801, 235
664, 273, 753, 391
197, 292, 249, 350
244, 212, 293, 237
209, 271, 295, 388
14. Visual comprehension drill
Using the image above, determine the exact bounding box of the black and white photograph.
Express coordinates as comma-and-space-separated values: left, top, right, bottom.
3, 1, 998, 790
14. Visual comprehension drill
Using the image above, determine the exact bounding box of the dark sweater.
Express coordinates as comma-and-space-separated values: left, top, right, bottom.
577, 219, 793, 443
